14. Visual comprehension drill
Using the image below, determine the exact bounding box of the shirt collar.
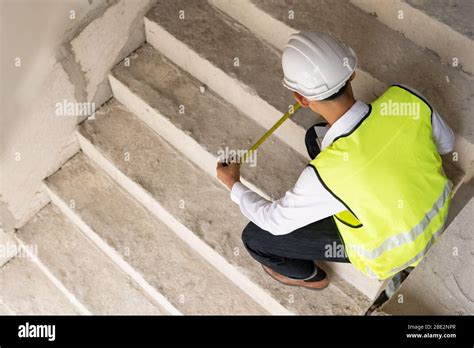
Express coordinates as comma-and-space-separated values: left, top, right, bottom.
321, 100, 370, 150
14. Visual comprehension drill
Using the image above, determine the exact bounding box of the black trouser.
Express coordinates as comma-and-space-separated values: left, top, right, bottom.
241, 124, 350, 280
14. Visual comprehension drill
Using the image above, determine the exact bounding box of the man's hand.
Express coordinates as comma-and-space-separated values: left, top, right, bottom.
216, 162, 241, 190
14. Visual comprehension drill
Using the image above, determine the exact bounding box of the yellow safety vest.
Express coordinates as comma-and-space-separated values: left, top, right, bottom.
310, 85, 452, 280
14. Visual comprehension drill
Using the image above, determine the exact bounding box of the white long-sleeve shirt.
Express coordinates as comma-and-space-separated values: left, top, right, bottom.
230, 86, 455, 236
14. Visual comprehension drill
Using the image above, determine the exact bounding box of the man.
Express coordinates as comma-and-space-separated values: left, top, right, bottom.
216, 31, 454, 290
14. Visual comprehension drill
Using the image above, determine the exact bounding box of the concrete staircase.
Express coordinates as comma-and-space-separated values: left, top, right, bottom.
1, 0, 472, 315
380, 196, 474, 315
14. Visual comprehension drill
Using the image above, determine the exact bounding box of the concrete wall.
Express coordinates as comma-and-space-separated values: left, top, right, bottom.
0, 0, 156, 238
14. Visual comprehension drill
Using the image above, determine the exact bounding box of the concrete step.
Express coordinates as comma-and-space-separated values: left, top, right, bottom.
0, 302, 13, 314
110, 43, 384, 300
46, 152, 265, 315
351, 0, 474, 75
111, 44, 305, 201
444, 158, 466, 194
144, 0, 318, 159
78, 98, 373, 314
447, 176, 474, 226
146, 0, 472, 177
380, 197, 474, 314
405, 0, 473, 38
0, 256, 82, 315
211, 0, 473, 139
16, 203, 164, 315
0, 229, 16, 267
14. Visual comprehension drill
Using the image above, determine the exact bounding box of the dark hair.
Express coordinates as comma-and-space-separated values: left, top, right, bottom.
322, 81, 348, 101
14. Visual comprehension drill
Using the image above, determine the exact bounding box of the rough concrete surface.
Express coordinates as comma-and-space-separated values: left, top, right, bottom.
112, 44, 306, 200
443, 157, 466, 193
70, 0, 156, 105
406, 0, 474, 39
350, 0, 474, 75
0, 228, 17, 267
47, 152, 265, 314
79, 99, 372, 314
1, 0, 108, 229
0, 302, 14, 315
145, 0, 473, 176
382, 198, 474, 314
146, 0, 329, 133
208, 0, 386, 104
247, 0, 474, 142
113, 44, 466, 204
446, 178, 474, 226
17, 202, 164, 314
1, 0, 155, 230
1, 61, 80, 229
0, 257, 81, 315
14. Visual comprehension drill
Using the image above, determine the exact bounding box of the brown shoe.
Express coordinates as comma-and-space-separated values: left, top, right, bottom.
262, 265, 329, 290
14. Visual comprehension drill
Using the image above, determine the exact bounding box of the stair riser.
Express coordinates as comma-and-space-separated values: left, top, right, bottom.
14, 236, 91, 315
16, 202, 167, 315
350, 0, 474, 75
208, 0, 387, 102
208, 0, 473, 176
109, 74, 271, 200
77, 131, 291, 315
0, 257, 83, 315
45, 184, 180, 315
144, 16, 308, 158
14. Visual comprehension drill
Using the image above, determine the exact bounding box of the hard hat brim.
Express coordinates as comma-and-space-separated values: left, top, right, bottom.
283, 69, 355, 101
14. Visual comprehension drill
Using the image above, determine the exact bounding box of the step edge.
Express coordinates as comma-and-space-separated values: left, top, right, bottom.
350, 0, 474, 75
0, 298, 16, 315
77, 130, 292, 315
13, 233, 91, 315
208, 0, 387, 96
108, 74, 272, 201
144, 6, 472, 174
144, 16, 309, 158
208, 0, 473, 142
44, 183, 181, 316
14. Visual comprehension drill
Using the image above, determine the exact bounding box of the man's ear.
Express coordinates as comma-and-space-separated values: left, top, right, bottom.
293, 92, 310, 107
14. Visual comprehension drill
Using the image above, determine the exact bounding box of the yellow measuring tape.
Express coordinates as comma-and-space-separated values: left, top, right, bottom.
240, 102, 301, 164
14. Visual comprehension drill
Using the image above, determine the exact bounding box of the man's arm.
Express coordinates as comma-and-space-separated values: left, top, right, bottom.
400, 84, 455, 154
217, 163, 345, 235
432, 109, 455, 155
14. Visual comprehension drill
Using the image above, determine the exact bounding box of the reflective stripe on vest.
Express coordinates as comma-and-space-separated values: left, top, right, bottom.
347, 179, 452, 260
310, 85, 452, 280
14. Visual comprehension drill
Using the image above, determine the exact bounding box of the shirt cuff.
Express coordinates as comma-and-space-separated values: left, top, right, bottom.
230, 181, 250, 205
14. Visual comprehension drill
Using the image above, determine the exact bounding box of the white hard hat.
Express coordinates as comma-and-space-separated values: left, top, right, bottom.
282, 31, 357, 101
